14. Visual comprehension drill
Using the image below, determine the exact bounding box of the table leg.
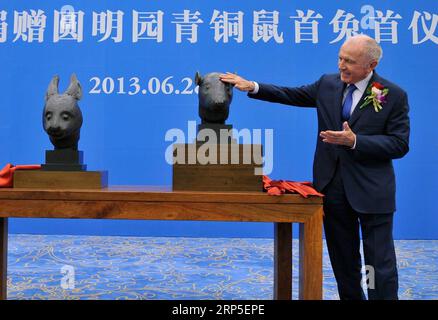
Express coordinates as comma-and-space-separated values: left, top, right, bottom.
299, 207, 323, 300
0, 218, 7, 300
274, 222, 292, 300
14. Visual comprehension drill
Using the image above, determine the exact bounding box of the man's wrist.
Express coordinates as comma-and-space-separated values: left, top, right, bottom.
249, 81, 259, 94
350, 134, 357, 149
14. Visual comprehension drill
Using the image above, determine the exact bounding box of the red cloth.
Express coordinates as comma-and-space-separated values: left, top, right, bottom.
263, 175, 324, 198
0, 163, 41, 187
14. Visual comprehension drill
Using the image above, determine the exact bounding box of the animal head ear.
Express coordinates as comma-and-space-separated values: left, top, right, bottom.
65, 73, 83, 100
195, 71, 203, 86
45, 75, 59, 102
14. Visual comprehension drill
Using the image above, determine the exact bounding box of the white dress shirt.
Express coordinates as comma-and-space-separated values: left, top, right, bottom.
343, 71, 373, 116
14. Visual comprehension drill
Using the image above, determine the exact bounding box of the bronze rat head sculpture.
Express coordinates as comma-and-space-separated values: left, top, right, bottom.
43, 74, 83, 150
195, 72, 233, 124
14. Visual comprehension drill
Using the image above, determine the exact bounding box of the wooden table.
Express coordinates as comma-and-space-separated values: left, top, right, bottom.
0, 186, 323, 300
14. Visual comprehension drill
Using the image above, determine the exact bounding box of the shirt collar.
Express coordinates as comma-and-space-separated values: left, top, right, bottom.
352, 71, 373, 93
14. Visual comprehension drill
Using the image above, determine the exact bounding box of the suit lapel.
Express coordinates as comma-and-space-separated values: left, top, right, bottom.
348, 72, 378, 127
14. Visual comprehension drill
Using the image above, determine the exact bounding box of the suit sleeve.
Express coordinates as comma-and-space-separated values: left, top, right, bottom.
353, 91, 410, 160
248, 77, 322, 108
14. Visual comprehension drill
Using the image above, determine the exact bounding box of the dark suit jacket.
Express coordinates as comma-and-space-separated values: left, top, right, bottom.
249, 72, 410, 213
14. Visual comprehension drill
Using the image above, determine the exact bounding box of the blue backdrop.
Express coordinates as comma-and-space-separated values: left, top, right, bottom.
0, 0, 436, 239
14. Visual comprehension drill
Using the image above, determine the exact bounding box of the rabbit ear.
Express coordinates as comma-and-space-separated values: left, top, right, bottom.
65, 73, 82, 100
45, 75, 59, 102
195, 71, 203, 86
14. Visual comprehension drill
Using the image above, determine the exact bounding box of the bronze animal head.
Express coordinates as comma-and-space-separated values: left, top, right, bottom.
43, 74, 83, 150
195, 71, 233, 124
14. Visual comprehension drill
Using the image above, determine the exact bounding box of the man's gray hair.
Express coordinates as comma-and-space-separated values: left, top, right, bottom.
363, 36, 383, 62
346, 34, 383, 63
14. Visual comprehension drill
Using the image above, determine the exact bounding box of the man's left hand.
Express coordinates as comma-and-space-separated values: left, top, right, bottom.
320, 122, 356, 148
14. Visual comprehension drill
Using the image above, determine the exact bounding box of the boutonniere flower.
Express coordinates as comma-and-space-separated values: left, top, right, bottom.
359, 82, 389, 112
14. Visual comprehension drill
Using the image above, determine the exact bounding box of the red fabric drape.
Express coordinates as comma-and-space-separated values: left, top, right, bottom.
263, 175, 324, 198
0, 163, 41, 187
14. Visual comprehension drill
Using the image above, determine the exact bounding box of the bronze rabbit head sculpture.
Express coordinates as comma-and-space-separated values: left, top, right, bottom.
43, 74, 83, 150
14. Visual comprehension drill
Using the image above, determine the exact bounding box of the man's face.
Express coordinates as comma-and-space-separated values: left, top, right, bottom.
338, 41, 376, 84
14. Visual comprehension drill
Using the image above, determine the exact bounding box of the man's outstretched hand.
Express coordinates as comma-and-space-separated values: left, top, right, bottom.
219, 72, 255, 92
320, 122, 356, 148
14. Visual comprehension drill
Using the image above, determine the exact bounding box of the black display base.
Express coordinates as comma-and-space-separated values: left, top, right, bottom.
42, 149, 87, 171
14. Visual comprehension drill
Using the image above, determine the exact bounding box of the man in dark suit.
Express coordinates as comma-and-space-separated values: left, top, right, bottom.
220, 35, 410, 300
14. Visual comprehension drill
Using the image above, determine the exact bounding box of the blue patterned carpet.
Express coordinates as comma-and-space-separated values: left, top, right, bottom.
6, 235, 437, 300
